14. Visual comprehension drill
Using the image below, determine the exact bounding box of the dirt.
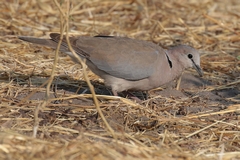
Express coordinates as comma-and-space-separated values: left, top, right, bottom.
13, 71, 239, 139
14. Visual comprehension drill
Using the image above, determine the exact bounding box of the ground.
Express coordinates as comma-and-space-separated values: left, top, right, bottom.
0, 0, 239, 159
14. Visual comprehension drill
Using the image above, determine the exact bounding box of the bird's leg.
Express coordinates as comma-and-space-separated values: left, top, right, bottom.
176, 72, 183, 90
145, 91, 149, 99
122, 91, 142, 102
112, 90, 118, 96
111, 89, 142, 102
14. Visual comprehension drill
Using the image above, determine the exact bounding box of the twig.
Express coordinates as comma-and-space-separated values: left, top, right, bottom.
32, 2, 67, 138
53, 0, 116, 139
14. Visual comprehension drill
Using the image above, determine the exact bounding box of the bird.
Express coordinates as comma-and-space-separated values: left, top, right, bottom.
19, 33, 203, 96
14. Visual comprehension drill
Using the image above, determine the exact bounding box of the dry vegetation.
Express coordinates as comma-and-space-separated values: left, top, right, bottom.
0, 0, 240, 159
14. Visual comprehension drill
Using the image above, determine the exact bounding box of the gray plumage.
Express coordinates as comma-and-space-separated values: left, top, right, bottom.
19, 33, 203, 96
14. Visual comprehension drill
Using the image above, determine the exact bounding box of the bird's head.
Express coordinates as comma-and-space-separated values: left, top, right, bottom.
169, 45, 203, 77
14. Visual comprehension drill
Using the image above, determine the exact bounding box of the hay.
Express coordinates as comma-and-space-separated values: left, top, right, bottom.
0, 0, 239, 159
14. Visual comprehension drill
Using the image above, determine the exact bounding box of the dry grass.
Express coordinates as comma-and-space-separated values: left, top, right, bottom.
0, 0, 240, 159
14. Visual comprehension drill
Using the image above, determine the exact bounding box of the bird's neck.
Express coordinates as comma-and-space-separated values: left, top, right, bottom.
165, 51, 185, 80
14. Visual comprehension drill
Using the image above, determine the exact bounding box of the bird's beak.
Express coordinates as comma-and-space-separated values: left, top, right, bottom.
191, 59, 203, 77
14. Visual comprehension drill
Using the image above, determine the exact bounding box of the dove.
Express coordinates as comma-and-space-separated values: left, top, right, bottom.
19, 33, 203, 96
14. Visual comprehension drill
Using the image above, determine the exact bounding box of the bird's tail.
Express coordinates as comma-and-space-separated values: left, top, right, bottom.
19, 34, 88, 59
19, 36, 59, 50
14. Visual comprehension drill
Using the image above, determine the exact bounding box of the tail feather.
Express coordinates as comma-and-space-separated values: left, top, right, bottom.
19, 35, 88, 59
19, 36, 59, 49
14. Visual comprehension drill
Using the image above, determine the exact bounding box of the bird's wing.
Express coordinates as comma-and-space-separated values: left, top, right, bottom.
50, 33, 163, 80
76, 36, 162, 80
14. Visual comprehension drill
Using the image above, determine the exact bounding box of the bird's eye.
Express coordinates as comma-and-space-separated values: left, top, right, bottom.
188, 54, 193, 59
